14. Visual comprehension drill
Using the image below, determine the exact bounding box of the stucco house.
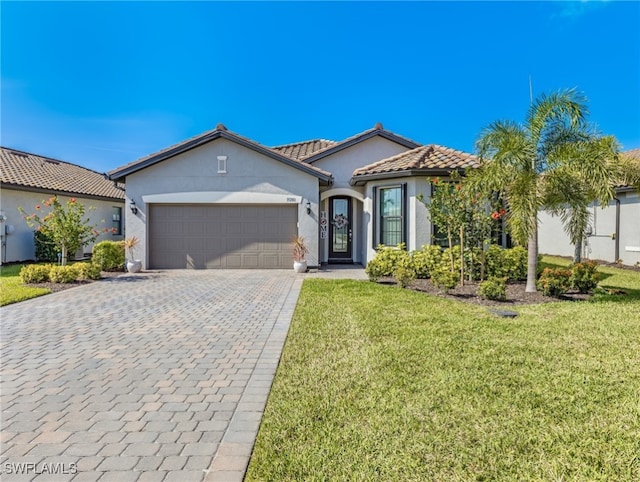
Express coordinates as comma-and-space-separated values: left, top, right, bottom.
0, 147, 126, 264
107, 123, 479, 269
538, 148, 640, 266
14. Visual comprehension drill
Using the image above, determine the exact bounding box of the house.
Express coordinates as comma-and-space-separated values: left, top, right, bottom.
0, 147, 126, 264
538, 148, 640, 266
107, 123, 479, 269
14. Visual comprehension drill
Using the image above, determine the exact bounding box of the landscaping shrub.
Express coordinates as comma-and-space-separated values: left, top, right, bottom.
75, 262, 102, 281
485, 245, 529, 281
92, 240, 125, 271
393, 255, 416, 288
430, 265, 458, 293
569, 260, 600, 293
478, 277, 507, 301
441, 245, 463, 275
365, 244, 408, 282
411, 245, 443, 279
34, 229, 59, 262
49, 265, 79, 284
502, 246, 528, 281
537, 268, 571, 297
19, 264, 54, 284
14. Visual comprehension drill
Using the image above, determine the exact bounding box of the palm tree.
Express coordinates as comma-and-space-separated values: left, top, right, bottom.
543, 134, 619, 262
473, 89, 619, 292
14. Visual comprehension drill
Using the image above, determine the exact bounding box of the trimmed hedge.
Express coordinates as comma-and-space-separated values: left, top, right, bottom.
92, 240, 125, 271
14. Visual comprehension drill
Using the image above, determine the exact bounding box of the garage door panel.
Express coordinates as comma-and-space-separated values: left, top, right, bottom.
150, 204, 297, 269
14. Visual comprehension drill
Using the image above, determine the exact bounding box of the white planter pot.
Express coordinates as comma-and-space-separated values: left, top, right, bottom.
293, 260, 307, 273
127, 260, 142, 273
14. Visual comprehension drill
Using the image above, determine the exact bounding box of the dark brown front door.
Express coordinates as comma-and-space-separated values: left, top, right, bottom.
329, 196, 352, 262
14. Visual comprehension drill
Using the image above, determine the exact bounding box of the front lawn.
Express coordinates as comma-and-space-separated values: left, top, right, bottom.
0, 264, 50, 306
247, 262, 640, 481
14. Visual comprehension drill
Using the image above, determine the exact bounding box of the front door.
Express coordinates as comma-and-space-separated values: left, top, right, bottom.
329, 196, 352, 262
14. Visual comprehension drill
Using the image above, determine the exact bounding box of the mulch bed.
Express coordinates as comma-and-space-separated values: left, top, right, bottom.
379, 277, 591, 306
26, 270, 125, 294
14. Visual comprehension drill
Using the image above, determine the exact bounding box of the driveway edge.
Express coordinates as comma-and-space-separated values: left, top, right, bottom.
205, 276, 303, 481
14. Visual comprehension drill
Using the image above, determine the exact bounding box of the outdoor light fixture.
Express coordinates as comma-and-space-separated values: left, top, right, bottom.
130, 200, 138, 215
306, 200, 311, 215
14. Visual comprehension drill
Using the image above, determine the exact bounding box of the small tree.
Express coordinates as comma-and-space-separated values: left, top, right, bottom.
20, 196, 104, 265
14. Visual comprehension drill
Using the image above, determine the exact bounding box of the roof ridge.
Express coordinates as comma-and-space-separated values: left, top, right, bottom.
272, 138, 336, 149
301, 125, 421, 162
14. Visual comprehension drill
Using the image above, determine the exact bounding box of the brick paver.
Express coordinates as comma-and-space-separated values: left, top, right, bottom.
0, 270, 301, 481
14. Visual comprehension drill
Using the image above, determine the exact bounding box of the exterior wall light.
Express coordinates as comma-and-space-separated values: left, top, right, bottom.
130, 200, 138, 215
306, 200, 311, 215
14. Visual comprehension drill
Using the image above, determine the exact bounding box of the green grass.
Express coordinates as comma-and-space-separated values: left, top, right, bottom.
247, 261, 640, 481
0, 264, 50, 306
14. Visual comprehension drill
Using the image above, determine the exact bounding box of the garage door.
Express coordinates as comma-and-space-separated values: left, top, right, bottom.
149, 204, 297, 269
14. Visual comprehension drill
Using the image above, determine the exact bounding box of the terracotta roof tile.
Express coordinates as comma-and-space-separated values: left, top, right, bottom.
272, 139, 337, 160
1, 147, 125, 200
352, 144, 479, 177
623, 147, 640, 162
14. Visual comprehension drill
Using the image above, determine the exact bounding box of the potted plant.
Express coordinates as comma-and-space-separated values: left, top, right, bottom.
292, 235, 309, 273
123, 236, 142, 273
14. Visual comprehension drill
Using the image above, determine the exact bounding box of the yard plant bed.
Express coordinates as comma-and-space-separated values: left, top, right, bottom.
389, 277, 591, 306
247, 265, 640, 481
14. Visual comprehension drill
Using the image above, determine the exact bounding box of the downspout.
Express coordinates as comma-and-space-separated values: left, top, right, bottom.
614, 196, 620, 262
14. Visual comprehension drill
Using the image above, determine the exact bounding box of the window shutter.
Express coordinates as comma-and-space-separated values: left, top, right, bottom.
402, 183, 408, 247
372, 186, 378, 247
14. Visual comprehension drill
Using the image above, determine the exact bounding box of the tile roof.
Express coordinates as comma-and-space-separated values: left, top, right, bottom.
302, 123, 421, 163
623, 147, 640, 162
352, 144, 479, 181
1, 147, 125, 200
108, 124, 333, 184
272, 139, 337, 160
618, 148, 640, 189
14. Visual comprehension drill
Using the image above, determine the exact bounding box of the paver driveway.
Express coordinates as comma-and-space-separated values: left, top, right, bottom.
0, 270, 302, 481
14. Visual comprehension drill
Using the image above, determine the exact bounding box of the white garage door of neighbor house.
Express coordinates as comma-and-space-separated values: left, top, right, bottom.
149, 204, 298, 269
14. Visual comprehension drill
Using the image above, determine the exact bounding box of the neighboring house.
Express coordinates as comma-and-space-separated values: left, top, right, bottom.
107, 123, 479, 269
538, 148, 640, 266
0, 147, 126, 264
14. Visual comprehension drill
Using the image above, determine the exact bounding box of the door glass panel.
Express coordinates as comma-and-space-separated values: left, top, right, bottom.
332, 199, 349, 253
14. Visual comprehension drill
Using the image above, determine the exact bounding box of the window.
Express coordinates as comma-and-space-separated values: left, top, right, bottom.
376, 185, 406, 246
112, 207, 122, 235
217, 155, 227, 173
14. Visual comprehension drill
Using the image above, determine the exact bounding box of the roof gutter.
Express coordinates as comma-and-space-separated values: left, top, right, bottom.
349, 167, 470, 186
614, 196, 621, 262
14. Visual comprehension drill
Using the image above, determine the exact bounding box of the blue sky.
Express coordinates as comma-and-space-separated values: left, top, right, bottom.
2, 1, 639, 174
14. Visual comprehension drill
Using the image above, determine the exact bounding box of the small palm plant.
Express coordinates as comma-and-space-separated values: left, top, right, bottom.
123, 236, 140, 261
292, 236, 308, 262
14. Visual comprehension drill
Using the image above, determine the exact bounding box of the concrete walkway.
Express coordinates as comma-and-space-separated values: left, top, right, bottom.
0, 270, 302, 482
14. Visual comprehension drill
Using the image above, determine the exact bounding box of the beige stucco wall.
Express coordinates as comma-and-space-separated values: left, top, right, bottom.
0, 187, 124, 263
123, 138, 321, 269
538, 191, 640, 265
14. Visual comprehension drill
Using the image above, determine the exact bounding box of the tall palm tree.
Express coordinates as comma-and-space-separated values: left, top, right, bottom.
473, 89, 618, 292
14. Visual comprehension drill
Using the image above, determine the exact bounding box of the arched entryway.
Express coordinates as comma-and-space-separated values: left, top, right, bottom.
320, 188, 364, 264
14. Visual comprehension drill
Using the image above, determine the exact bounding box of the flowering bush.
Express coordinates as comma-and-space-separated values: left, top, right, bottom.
537, 268, 572, 297
19, 196, 103, 265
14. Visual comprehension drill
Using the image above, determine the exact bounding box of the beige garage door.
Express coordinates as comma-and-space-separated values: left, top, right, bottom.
149, 204, 297, 269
